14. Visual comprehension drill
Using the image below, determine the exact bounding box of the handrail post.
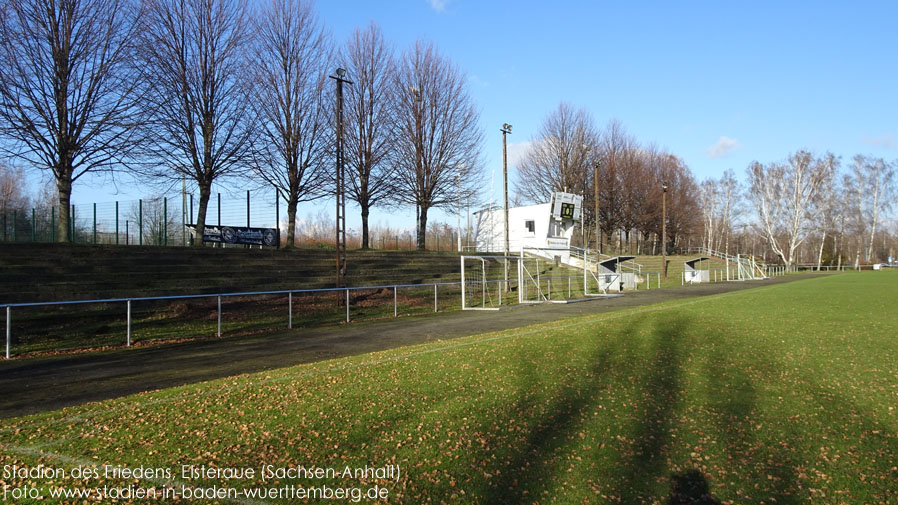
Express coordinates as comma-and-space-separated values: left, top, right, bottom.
217, 296, 221, 337
393, 286, 398, 317
5, 306, 10, 359
126, 300, 131, 347
433, 284, 438, 312
345, 289, 350, 323
288, 292, 292, 329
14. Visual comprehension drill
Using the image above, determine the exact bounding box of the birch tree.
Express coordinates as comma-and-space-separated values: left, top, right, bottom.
849, 155, 895, 261
747, 151, 835, 267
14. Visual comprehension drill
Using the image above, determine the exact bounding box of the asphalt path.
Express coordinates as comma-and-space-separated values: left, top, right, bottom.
0, 274, 820, 419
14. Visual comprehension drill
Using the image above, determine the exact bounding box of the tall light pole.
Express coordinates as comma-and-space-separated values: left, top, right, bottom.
594, 156, 602, 255
661, 182, 668, 280
501, 123, 512, 285
457, 165, 462, 252
330, 68, 352, 287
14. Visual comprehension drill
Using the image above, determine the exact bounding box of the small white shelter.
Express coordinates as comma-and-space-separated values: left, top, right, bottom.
684, 257, 711, 283
473, 192, 582, 264
598, 256, 637, 291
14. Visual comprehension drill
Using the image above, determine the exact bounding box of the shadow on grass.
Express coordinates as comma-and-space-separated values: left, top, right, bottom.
666, 469, 721, 505
618, 314, 689, 504
464, 313, 717, 504
469, 332, 617, 504
707, 344, 802, 504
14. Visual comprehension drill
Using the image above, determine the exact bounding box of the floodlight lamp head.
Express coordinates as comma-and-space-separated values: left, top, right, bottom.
336, 67, 346, 78
502, 123, 512, 133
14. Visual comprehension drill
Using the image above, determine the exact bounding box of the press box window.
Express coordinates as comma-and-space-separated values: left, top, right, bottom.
525, 220, 535, 233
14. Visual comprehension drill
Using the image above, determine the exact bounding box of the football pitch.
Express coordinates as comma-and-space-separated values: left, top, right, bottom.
1, 272, 896, 504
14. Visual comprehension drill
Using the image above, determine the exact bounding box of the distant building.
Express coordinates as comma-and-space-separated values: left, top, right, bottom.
473, 192, 582, 264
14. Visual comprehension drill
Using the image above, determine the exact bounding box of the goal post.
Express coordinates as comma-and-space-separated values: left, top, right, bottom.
460, 255, 520, 310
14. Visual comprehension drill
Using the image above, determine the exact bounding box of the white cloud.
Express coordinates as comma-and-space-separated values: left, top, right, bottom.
469, 74, 490, 88
428, 0, 448, 12
506, 140, 533, 170
706, 136, 741, 158
865, 134, 898, 149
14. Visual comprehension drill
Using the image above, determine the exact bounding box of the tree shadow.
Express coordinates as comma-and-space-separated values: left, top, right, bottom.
618, 314, 688, 504
706, 344, 802, 505
472, 331, 619, 504
666, 468, 721, 505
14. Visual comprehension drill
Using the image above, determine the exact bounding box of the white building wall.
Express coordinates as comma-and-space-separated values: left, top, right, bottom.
473, 203, 576, 264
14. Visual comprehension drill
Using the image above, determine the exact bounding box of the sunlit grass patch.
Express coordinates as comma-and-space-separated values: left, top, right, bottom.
1, 272, 896, 504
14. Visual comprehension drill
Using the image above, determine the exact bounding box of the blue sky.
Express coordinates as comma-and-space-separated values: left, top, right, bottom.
63, 0, 898, 231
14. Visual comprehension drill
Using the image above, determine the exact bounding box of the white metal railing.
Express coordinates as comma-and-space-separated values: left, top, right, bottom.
5, 270, 661, 359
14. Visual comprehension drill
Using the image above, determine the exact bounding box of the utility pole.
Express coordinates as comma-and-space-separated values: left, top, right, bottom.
661, 183, 668, 280
594, 158, 600, 255
457, 164, 463, 252
330, 68, 352, 287
501, 123, 512, 288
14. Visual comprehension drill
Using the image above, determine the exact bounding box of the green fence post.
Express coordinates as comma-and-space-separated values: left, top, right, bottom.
163, 197, 167, 246
246, 190, 250, 227
93, 202, 97, 244
71, 205, 75, 242
31, 208, 35, 242
2, 211, 6, 241
12, 210, 16, 242
51, 207, 55, 242
115, 201, 119, 244
139, 199, 143, 245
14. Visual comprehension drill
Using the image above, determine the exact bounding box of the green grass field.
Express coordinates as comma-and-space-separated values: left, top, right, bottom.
1, 272, 896, 504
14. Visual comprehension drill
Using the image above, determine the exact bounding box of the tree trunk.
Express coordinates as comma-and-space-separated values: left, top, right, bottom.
194, 183, 211, 248
286, 196, 298, 248
361, 204, 370, 249
816, 231, 826, 271
417, 205, 428, 250
56, 175, 72, 243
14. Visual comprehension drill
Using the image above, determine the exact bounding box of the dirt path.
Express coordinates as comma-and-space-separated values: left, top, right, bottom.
0, 275, 822, 419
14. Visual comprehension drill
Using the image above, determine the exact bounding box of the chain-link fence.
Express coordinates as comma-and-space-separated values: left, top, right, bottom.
0, 189, 464, 251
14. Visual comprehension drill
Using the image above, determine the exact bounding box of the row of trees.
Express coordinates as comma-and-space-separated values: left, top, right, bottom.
0, 0, 482, 248
514, 101, 897, 266
516, 104, 699, 254
699, 153, 897, 267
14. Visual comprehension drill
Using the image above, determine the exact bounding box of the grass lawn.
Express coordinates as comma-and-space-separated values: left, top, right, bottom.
1, 272, 896, 504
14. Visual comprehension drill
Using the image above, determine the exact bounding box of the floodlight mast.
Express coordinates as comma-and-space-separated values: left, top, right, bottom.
501, 123, 512, 289
661, 182, 668, 280
330, 68, 353, 288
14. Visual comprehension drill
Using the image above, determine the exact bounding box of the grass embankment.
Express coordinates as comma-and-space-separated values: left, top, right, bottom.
2, 244, 586, 355
1, 271, 896, 504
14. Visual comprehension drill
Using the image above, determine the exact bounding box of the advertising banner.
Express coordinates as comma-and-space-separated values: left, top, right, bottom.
187, 225, 280, 247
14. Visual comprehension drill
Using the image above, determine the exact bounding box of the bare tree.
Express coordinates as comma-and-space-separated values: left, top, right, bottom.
251, 0, 332, 248
393, 40, 482, 250
138, 0, 254, 246
848, 155, 895, 261
342, 22, 396, 249
813, 165, 842, 269
0, 0, 144, 242
0, 162, 30, 213
698, 178, 718, 251
595, 119, 632, 252
516, 102, 597, 204
747, 151, 834, 267
657, 153, 699, 252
